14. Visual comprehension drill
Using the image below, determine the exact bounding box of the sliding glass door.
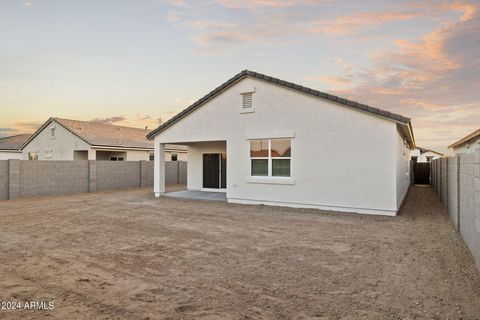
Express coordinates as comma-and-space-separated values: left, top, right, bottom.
203, 153, 226, 189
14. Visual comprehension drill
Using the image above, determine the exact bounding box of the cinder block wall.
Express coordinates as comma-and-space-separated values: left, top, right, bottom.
20, 161, 89, 197
141, 161, 154, 187
442, 157, 448, 206
0, 160, 186, 200
432, 152, 480, 270
165, 161, 187, 185
0, 161, 8, 200
178, 161, 187, 184
96, 161, 141, 191
165, 162, 179, 185
447, 156, 459, 228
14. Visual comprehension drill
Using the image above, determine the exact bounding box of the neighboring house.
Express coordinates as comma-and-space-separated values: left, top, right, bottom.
147, 70, 415, 216
448, 129, 480, 154
21, 118, 187, 161
0, 134, 31, 160
410, 147, 443, 163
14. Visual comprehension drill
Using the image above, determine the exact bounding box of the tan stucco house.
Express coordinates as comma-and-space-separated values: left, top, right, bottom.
148, 70, 415, 216
21, 118, 186, 161
449, 128, 480, 154
0, 134, 31, 160
410, 147, 443, 163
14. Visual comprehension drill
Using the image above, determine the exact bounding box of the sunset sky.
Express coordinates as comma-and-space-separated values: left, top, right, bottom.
1, 0, 479, 153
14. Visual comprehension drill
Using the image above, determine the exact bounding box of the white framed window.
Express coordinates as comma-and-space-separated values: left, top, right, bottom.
50, 126, 56, 138
250, 139, 291, 177
171, 153, 178, 161
110, 156, 124, 161
28, 152, 39, 160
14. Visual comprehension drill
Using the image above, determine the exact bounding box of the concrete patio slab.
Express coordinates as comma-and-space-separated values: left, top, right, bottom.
162, 190, 227, 201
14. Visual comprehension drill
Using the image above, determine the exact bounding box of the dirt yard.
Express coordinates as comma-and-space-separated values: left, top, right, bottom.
0, 186, 479, 320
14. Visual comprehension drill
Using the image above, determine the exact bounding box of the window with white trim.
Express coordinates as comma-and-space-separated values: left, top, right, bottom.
250, 139, 291, 177
28, 152, 39, 160
50, 127, 56, 138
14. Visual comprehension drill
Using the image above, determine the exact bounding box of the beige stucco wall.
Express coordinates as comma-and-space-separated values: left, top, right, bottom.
165, 151, 188, 161
410, 148, 441, 162
0, 151, 23, 160
22, 120, 90, 160
154, 77, 409, 215
453, 136, 480, 154
22, 119, 154, 161
395, 126, 411, 209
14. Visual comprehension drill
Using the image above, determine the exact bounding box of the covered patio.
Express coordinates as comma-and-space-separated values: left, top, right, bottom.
155, 140, 227, 197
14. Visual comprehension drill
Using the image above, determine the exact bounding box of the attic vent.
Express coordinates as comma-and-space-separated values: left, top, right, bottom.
242, 93, 253, 109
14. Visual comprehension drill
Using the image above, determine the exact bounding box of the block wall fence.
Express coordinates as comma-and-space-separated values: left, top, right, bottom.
0, 160, 186, 201
432, 152, 480, 269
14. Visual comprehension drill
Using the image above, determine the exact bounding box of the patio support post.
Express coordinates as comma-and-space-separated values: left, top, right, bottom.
154, 142, 165, 196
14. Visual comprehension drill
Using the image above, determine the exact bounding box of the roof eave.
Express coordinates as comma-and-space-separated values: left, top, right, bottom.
91, 145, 153, 151
448, 129, 480, 149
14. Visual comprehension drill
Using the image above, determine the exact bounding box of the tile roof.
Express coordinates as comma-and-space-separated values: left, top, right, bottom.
448, 128, 480, 149
54, 118, 154, 149
0, 134, 31, 150
22, 118, 187, 151
147, 70, 412, 140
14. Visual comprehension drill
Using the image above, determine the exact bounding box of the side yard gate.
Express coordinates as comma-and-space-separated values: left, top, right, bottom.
412, 162, 431, 185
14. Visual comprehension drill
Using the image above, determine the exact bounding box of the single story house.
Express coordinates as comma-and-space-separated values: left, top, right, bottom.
0, 134, 31, 160
410, 147, 443, 163
21, 118, 187, 161
448, 128, 480, 154
147, 70, 415, 216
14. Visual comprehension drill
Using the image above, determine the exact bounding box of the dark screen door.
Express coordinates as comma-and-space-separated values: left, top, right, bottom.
203, 154, 220, 188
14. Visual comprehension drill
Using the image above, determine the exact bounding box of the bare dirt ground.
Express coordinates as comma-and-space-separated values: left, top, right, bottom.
0, 186, 479, 320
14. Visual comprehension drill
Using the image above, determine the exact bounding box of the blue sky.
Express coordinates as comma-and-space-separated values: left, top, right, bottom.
1, 0, 479, 152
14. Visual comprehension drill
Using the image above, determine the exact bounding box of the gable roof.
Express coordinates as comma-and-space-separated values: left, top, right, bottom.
448, 128, 480, 149
147, 70, 414, 147
0, 134, 31, 151
416, 146, 444, 156
21, 118, 154, 150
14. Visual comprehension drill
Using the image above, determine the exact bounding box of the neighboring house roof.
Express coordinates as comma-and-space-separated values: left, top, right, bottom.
448, 128, 480, 149
21, 118, 187, 151
0, 134, 31, 151
147, 70, 415, 147
416, 147, 444, 156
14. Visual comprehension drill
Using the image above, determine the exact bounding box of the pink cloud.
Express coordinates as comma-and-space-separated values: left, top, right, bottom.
326, 5, 480, 148
215, 0, 321, 10
305, 75, 353, 90
446, 2, 477, 21
164, 0, 479, 149
313, 11, 419, 35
